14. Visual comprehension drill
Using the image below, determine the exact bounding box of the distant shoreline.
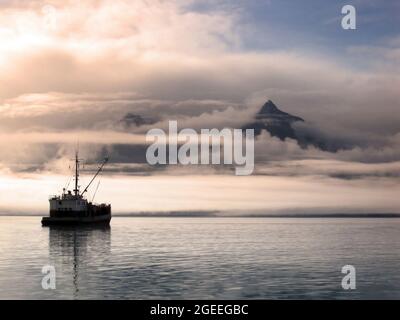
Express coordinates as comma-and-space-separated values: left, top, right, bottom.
116, 213, 400, 218
2, 211, 400, 218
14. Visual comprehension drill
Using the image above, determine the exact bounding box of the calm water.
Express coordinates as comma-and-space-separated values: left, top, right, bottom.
0, 216, 400, 299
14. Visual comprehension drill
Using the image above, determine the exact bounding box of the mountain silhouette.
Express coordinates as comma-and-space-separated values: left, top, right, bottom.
242, 100, 304, 140
120, 113, 158, 127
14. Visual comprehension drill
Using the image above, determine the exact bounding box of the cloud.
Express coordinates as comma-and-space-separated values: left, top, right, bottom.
0, 0, 399, 181
0, 1, 400, 214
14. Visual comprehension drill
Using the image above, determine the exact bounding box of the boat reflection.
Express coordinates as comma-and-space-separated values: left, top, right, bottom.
48, 226, 111, 298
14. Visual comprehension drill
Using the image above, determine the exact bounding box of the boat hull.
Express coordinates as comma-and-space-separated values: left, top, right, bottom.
41, 213, 111, 226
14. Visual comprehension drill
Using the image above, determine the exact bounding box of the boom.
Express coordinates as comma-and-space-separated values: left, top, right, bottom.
81, 157, 109, 197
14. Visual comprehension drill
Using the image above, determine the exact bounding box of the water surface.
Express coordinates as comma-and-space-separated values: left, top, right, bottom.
0, 216, 399, 299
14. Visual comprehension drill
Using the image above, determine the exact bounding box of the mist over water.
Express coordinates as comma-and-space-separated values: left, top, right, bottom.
1, 173, 399, 215
1, 216, 400, 299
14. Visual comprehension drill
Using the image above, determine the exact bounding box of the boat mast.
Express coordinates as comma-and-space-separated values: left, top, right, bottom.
74, 150, 79, 197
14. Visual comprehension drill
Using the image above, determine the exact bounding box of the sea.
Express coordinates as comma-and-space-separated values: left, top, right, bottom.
0, 216, 400, 299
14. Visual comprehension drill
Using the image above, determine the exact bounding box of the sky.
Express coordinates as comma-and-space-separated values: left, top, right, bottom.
0, 0, 399, 214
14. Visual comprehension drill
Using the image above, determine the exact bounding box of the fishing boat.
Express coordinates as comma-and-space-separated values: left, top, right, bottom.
41, 151, 111, 226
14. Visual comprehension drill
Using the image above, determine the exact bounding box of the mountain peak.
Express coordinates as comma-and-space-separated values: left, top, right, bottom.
242, 100, 305, 140
258, 100, 281, 114
121, 113, 158, 127
256, 100, 304, 122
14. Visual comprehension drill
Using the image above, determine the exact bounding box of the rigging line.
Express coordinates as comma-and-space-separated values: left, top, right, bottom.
91, 179, 101, 203
64, 162, 73, 191
65, 176, 72, 191
91, 169, 103, 202
81, 157, 108, 196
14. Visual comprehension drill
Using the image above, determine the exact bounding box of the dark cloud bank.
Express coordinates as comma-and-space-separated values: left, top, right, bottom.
1, 97, 399, 184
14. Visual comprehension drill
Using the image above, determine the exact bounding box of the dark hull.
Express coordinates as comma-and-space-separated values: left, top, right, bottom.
42, 203, 111, 226
42, 214, 111, 226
